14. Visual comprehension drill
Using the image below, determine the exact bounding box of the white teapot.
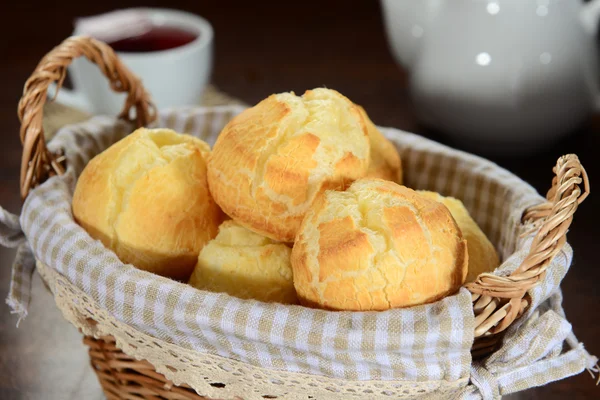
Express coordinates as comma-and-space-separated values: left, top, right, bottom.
381, 0, 600, 152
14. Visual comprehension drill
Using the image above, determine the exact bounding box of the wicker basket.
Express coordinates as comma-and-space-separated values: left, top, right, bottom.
9, 36, 593, 399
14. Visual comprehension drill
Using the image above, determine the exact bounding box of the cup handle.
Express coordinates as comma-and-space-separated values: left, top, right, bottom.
47, 81, 92, 114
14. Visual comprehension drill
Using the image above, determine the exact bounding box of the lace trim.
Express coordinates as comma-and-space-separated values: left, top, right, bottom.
37, 261, 469, 399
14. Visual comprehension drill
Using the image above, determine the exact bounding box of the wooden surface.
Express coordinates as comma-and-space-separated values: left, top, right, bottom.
0, 1, 598, 399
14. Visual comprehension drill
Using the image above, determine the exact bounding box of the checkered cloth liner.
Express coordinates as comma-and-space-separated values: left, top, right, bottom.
2, 106, 597, 398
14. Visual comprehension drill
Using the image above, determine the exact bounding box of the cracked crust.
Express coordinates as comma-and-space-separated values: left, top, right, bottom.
207, 88, 370, 242
358, 106, 403, 184
291, 179, 468, 311
417, 191, 500, 282
72, 128, 223, 281
188, 220, 298, 304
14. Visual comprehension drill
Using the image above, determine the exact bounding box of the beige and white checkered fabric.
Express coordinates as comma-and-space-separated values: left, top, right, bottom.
2, 106, 596, 397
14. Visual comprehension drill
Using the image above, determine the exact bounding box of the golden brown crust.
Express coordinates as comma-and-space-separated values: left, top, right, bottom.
207, 88, 370, 242
291, 179, 468, 311
72, 128, 223, 281
188, 220, 298, 304
357, 106, 403, 184
418, 191, 500, 282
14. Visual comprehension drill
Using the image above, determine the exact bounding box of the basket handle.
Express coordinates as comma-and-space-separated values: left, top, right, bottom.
17, 36, 157, 199
467, 154, 589, 344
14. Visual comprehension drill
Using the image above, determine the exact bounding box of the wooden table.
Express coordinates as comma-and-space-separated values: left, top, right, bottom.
1, 1, 598, 399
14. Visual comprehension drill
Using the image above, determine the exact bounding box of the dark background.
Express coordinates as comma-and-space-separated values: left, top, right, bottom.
1, 1, 599, 399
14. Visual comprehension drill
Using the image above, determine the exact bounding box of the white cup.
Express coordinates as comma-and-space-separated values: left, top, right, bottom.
51, 8, 213, 115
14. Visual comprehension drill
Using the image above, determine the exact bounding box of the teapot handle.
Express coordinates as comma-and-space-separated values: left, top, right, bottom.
581, 0, 600, 37
581, 0, 600, 111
